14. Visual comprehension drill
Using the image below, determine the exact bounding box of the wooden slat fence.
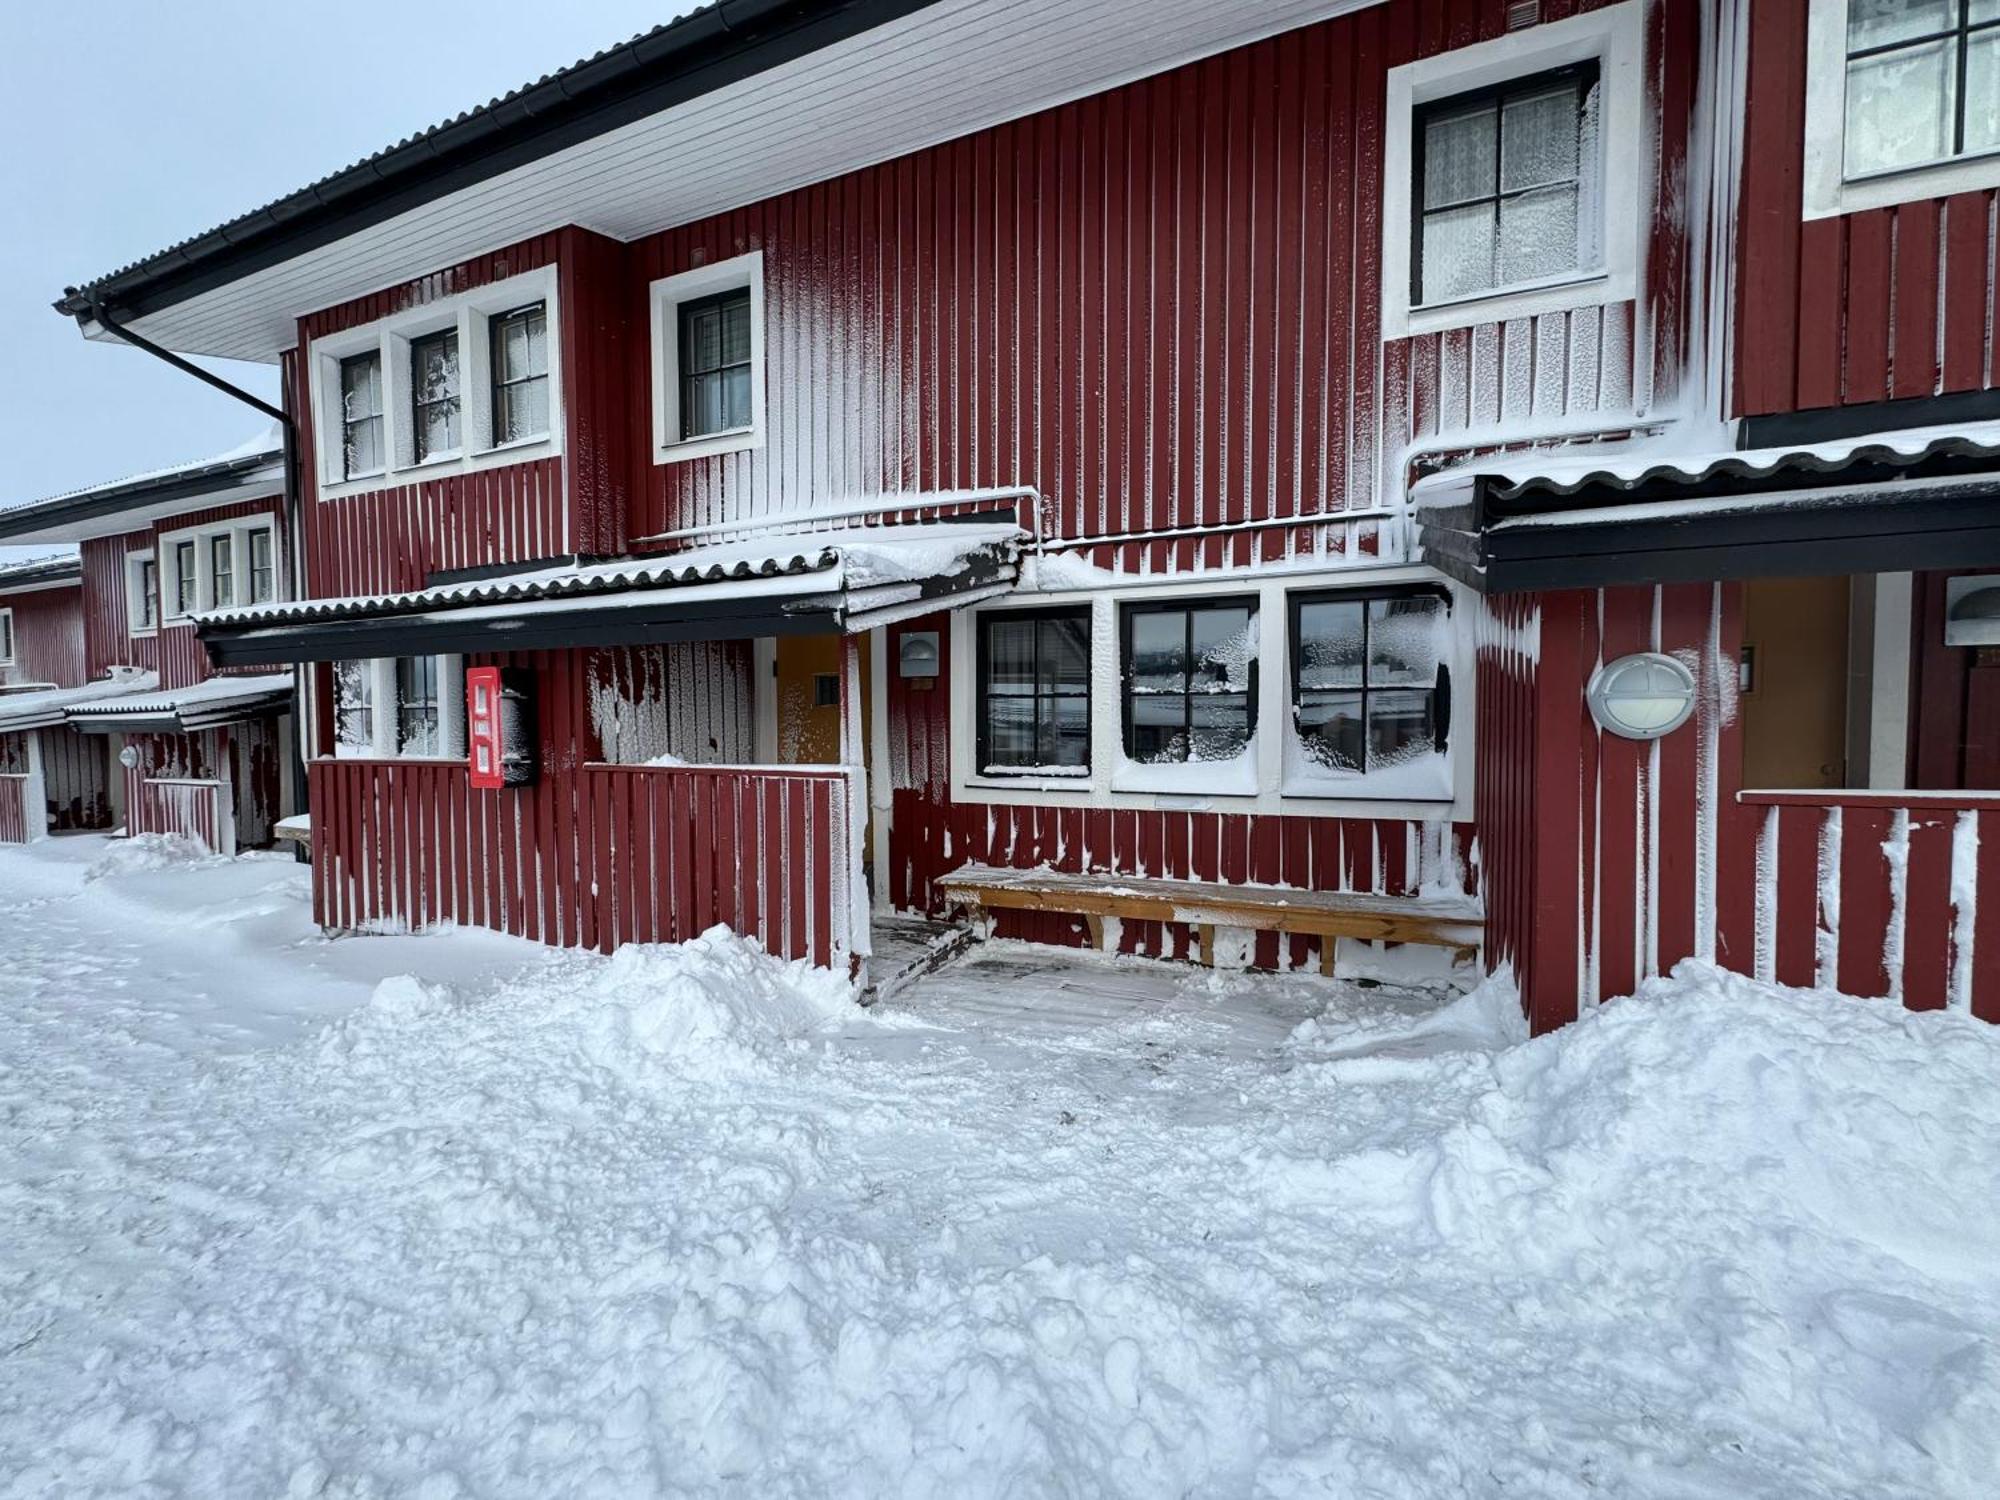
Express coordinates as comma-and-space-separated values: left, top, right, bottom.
133, 777, 233, 855
0, 774, 32, 845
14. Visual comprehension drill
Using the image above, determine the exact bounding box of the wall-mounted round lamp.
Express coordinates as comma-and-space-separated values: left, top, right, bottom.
899, 631, 941, 679
1586, 652, 1697, 740
118, 745, 140, 769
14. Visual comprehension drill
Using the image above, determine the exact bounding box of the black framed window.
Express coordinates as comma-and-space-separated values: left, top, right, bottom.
1413, 62, 1598, 306
1291, 588, 1452, 776
396, 655, 441, 756
339, 351, 384, 478
1121, 599, 1258, 765
209, 534, 235, 609
0, 610, 11, 664
490, 302, 550, 444
1845, 0, 2000, 177
411, 329, 462, 462
173, 540, 197, 616
248, 529, 276, 605
678, 288, 753, 440
136, 558, 158, 630
977, 608, 1091, 774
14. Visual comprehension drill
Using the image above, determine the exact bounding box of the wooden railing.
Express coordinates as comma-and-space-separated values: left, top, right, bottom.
1735, 792, 2000, 1019
132, 777, 233, 855
308, 758, 858, 968
0, 773, 32, 845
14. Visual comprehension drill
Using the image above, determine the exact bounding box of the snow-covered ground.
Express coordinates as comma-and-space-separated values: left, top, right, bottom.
1, 835, 1997, 1498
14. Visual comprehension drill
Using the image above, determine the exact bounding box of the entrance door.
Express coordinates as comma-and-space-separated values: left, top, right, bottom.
1740, 576, 1852, 789
773, 635, 844, 765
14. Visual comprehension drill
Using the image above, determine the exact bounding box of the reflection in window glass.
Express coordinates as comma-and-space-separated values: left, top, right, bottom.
1293, 591, 1450, 775
1845, 0, 2000, 177
1122, 601, 1257, 765
979, 609, 1091, 773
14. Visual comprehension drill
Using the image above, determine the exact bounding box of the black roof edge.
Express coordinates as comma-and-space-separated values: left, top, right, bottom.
0, 556, 84, 590
56, 0, 944, 332
0, 450, 283, 542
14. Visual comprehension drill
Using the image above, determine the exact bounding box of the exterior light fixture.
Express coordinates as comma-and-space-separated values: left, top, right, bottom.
899, 631, 940, 678
1586, 652, 1697, 740
118, 745, 141, 769
1944, 576, 2000, 647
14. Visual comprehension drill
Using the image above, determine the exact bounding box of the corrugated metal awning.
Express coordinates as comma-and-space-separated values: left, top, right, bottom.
65, 673, 292, 735
0, 672, 161, 734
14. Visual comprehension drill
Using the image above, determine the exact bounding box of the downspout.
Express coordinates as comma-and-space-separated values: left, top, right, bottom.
83, 296, 312, 853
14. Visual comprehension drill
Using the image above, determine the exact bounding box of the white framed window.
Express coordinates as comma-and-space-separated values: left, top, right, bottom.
1806, 0, 2000, 216
308, 264, 561, 499
1380, 1, 1644, 339
124, 551, 158, 636
650, 251, 766, 465
0, 608, 13, 666
331, 655, 467, 760
160, 518, 281, 620
948, 567, 1474, 819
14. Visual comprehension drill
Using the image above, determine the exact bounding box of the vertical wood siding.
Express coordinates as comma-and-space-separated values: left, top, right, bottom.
80, 531, 158, 680
1735, 0, 1999, 415
0, 775, 29, 845
38, 728, 112, 832
133, 777, 231, 855
0, 585, 87, 689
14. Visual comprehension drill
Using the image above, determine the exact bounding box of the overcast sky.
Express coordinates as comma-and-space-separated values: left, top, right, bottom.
0, 1, 680, 554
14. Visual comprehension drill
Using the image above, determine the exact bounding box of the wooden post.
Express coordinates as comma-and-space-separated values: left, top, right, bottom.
839, 633, 871, 975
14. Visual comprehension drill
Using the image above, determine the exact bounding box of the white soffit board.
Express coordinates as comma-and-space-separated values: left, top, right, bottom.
100, 0, 1380, 363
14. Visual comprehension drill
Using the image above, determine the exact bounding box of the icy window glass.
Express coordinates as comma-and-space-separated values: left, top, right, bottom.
1293, 590, 1450, 776
396, 656, 441, 756
491, 303, 550, 445
678, 288, 754, 441
1845, 0, 2000, 176
1415, 63, 1596, 305
334, 660, 375, 755
411, 330, 462, 463
979, 609, 1091, 773
339, 352, 384, 479
1122, 601, 1257, 765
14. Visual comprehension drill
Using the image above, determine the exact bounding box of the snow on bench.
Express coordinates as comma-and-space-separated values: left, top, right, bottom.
934, 864, 1483, 974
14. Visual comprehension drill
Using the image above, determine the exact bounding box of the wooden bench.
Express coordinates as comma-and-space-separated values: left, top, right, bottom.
934, 864, 1482, 975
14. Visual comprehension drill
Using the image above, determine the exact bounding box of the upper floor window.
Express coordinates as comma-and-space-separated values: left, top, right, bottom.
1121, 600, 1258, 767
0, 608, 13, 666
650, 251, 766, 465
977, 608, 1091, 775
249, 528, 276, 604
340, 351, 385, 480
1844, 0, 2000, 177
172, 539, 198, 616
309, 264, 560, 496
125, 551, 158, 634
1380, 2, 1642, 340
1414, 64, 1599, 307
161, 520, 279, 620
490, 303, 550, 446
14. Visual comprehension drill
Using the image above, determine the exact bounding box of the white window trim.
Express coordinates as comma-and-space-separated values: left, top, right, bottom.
308, 264, 562, 501
948, 566, 1475, 821
125, 550, 158, 637
1380, 1, 1646, 340
159, 518, 282, 623
0, 607, 13, 666
329, 655, 467, 761
1803, 0, 2000, 218
650, 251, 767, 466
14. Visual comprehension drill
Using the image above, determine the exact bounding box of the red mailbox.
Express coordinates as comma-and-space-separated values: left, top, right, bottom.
466, 666, 537, 789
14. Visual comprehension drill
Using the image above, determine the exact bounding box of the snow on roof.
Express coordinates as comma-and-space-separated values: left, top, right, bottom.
1412, 420, 2000, 508
199, 522, 1026, 631
0, 672, 160, 733
12, 424, 284, 511
65, 672, 292, 731
0, 555, 81, 592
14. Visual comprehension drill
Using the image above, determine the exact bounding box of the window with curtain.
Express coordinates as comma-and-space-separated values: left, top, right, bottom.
209, 534, 235, 609
1844, 0, 2000, 177
978, 609, 1092, 774
1413, 62, 1599, 305
411, 329, 462, 462
1291, 588, 1452, 775
1120, 600, 1258, 765
490, 302, 550, 444
173, 540, 198, 616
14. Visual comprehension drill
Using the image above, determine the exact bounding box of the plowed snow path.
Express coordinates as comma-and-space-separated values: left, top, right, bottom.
1, 835, 1996, 1499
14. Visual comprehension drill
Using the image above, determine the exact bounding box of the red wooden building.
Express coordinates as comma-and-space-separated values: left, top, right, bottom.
0, 444, 296, 853
44, 0, 2000, 1022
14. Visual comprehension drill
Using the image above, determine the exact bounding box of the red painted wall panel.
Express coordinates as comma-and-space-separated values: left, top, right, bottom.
0, 583, 86, 688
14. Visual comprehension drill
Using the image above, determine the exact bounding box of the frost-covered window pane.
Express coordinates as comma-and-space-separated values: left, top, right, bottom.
333, 660, 375, 755
339, 352, 384, 479
1844, 0, 2000, 177
678, 288, 755, 441
490, 303, 550, 445
978, 609, 1091, 774
396, 656, 441, 757
411, 330, 462, 462
1414, 64, 1595, 305
1121, 601, 1258, 765
1292, 589, 1450, 777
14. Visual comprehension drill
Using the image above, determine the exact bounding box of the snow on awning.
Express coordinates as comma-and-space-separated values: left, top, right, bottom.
195, 521, 1026, 666
1413, 421, 2000, 593
0, 672, 160, 734
65, 672, 293, 735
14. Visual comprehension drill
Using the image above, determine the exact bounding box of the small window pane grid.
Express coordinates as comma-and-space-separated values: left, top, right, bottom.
396, 655, 442, 755
1845, 0, 2000, 178
333, 660, 374, 752
173, 540, 198, 616
410, 329, 463, 463
209, 535, 235, 610
137, 560, 158, 630
1412, 62, 1598, 306
978, 608, 1092, 773
340, 352, 384, 479
490, 303, 551, 445
1290, 589, 1452, 775
678, 288, 754, 441
1120, 600, 1259, 766
248, 529, 275, 605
